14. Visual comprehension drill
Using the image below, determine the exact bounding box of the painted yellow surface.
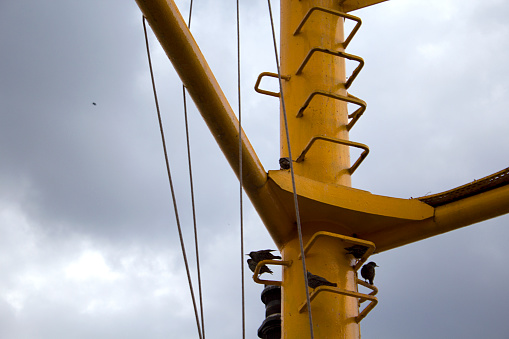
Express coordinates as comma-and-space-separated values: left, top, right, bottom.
280, 0, 351, 187
370, 184, 509, 252
135, 0, 509, 254
135, 0, 297, 244
282, 234, 361, 338
135, 0, 509, 337
341, 0, 389, 13
271, 170, 433, 220
279, 0, 366, 336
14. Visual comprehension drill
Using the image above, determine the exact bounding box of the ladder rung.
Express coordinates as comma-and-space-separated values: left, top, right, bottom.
357, 279, 378, 303
295, 48, 364, 89
295, 135, 369, 175
294, 7, 362, 49
251, 259, 292, 287
298, 285, 378, 323
296, 90, 366, 131
254, 72, 291, 98
298, 231, 375, 271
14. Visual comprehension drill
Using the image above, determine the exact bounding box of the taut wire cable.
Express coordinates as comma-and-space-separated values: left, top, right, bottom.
182, 87, 205, 338
236, 0, 246, 337
143, 16, 203, 339
265, 1, 315, 338
181, 1, 206, 337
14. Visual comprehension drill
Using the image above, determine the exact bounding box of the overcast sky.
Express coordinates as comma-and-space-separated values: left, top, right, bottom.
1, 0, 509, 338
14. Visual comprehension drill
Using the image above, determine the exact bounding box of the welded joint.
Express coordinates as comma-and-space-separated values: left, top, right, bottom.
254, 72, 291, 98
293, 6, 362, 49
252, 259, 292, 286
295, 136, 369, 175
295, 48, 364, 89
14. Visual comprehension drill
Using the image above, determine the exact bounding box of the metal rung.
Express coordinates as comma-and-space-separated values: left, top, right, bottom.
294, 7, 362, 49
345, 92, 366, 131
295, 135, 369, 175
298, 231, 375, 271
357, 279, 378, 304
254, 72, 291, 98
252, 259, 292, 287
296, 90, 366, 131
298, 285, 378, 323
295, 48, 364, 89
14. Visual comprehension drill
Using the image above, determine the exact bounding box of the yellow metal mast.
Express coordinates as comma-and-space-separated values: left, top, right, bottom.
135, 0, 509, 337
276, 1, 385, 337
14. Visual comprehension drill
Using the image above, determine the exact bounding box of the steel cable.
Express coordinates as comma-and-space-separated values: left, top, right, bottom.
236, 0, 246, 338
182, 87, 205, 338
143, 16, 203, 339
181, 1, 206, 337
266, 1, 315, 338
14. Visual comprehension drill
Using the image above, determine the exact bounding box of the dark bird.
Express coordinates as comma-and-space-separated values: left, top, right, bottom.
306, 271, 337, 289
361, 262, 378, 285
247, 249, 281, 262
92, 102, 97, 106
247, 258, 273, 275
345, 244, 368, 259
279, 157, 291, 170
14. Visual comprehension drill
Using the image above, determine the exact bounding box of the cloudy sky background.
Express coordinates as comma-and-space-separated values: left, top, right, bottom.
1, 0, 509, 338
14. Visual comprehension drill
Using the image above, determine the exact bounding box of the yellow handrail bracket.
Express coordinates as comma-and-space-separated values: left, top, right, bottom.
252, 259, 293, 287
357, 278, 378, 303
254, 72, 291, 98
295, 136, 370, 175
298, 285, 378, 323
296, 90, 366, 131
293, 7, 362, 49
298, 231, 375, 270
295, 48, 364, 89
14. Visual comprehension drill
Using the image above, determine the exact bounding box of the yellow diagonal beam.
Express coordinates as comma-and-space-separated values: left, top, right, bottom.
137, 0, 263, 187
135, 0, 509, 254
135, 0, 294, 241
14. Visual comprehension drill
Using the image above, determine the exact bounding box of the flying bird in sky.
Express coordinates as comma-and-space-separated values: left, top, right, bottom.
92, 102, 96, 106
361, 262, 379, 285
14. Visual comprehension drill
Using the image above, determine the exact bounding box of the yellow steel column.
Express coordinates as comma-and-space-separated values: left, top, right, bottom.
279, 0, 358, 338
282, 228, 361, 338
280, 0, 350, 186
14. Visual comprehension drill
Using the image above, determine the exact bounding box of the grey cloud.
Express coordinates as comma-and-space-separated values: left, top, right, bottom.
1, 0, 509, 338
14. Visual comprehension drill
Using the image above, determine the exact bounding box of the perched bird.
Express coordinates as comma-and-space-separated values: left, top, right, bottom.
361, 262, 378, 285
247, 258, 273, 275
247, 249, 281, 262
279, 157, 291, 170
306, 271, 337, 289
345, 244, 368, 259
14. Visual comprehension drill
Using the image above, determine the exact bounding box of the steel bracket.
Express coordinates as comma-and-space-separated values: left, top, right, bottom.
295, 136, 369, 175
294, 7, 362, 49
